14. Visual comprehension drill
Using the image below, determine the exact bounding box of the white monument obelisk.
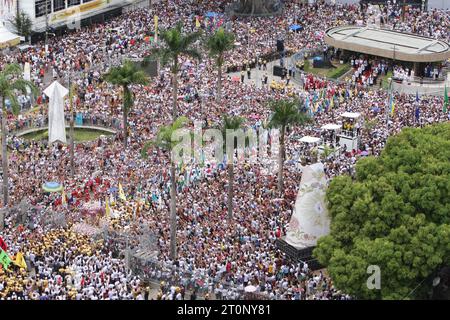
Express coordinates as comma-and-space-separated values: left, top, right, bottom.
44, 81, 68, 144
285, 162, 330, 249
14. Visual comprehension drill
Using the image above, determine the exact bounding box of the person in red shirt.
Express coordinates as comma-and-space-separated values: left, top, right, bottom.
275, 228, 281, 238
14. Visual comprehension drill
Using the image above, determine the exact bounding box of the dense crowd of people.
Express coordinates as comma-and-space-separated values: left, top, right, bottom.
0, 0, 449, 300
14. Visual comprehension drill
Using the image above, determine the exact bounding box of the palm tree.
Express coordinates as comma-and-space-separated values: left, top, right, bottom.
142, 116, 189, 260
206, 28, 235, 103
104, 60, 148, 149
268, 99, 311, 194
221, 116, 245, 220
0, 64, 37, 216
146, 22, 201, 118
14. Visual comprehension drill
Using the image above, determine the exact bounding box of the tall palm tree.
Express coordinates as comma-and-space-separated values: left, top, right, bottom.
142, 116, 189, 260
0, 64, 37, 216
206, 28, 235, 103
268, 99, 311, 194
146, 22, 201, 118
104, 60, 148, 149
221, 116, 245, 220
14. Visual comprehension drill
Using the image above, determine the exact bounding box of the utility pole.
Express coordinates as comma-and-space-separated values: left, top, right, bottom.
68, 73, 76, 177
45, 0, 49, 53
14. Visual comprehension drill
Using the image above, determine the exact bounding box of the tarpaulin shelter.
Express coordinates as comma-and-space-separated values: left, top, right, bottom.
289, 24, 303, 32
0, 26, 20, 48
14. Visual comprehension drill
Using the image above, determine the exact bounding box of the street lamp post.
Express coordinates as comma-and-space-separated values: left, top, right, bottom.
45, 0, 49, 53
67, 72, 76, 177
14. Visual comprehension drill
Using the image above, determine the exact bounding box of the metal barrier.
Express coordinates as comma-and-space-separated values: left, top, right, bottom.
11, 114, 120, 138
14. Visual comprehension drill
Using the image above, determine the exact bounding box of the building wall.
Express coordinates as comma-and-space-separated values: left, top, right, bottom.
16, 0, 138, 32
428, 0, 449, 9
0, 0, 18, 27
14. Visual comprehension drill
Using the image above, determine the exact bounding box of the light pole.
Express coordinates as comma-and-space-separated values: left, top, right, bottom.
66, 72, 76, 177
45, 0, 49, 54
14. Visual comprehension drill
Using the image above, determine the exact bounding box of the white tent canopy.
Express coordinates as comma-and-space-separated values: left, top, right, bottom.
0, 26, 20, 48
321, 124, 341, 130
341, 112, 361, 119
299, 136, 321, 144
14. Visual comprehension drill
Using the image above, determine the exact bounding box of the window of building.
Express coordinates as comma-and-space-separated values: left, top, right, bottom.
53, 0, 66, 12
68, 0, 81, 7
35, 0, 52, 18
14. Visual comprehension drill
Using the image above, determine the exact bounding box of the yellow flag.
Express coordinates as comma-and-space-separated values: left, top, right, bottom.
61, 188, 67, 206
195, 17, 200, 28
118, 183, 126, 202
105, 196, 111, 218
154, 15, 158, 42
14, 252, 27, 269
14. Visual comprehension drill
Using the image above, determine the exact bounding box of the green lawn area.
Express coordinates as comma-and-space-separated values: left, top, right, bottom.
303, 59, 351, 79
21, 128, 113, 142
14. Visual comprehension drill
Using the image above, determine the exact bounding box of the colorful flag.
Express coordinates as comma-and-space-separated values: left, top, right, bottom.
195, 16, 201, 28
444, 85, 448, 113
105, 196, 111, 218
14, 252, 27, 269
0, 248, 12, 270
61, 188, 67, 206
0, 236, 7, 252
118, 183, 126, 202
390, 93, 395, 117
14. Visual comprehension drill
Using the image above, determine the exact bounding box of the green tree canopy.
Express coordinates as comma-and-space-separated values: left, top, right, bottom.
314, 123, 450, 299
9, 11, 32, 39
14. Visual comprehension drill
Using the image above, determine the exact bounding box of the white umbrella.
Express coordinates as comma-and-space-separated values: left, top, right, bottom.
244, 285, 257, 293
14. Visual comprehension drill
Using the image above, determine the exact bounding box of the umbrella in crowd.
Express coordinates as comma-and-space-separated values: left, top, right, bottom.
42, 182, 63, 193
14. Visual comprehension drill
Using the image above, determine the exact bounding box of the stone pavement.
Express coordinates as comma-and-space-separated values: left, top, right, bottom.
227, 54, 303, 90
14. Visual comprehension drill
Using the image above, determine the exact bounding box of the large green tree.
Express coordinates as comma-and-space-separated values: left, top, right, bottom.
142, 116, 190, 260
147, 23, 201, 118
0, 64, 37, 226
9, 11, 32, 42
267, 99, 311, 194
105, 60, 148, 148
206, 28, 235, 103
314, 123, 450, 299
